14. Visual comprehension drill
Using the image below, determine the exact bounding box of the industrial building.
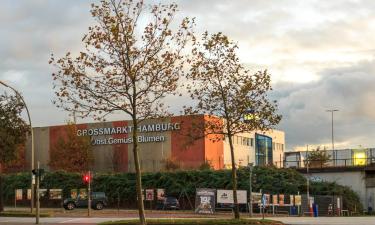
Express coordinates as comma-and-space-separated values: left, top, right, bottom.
25, 115, 285, 172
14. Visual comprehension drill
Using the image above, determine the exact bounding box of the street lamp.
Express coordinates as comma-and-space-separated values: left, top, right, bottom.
248, 163, 254, 217
0, 81, 35, 213
326, 109, 339, 166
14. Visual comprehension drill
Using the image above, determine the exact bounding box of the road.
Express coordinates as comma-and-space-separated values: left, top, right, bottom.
268, 217, 375, 225
1, 216, 375, 225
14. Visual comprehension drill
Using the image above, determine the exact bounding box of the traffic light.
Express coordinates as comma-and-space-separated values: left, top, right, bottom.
32, 169, 38, 176
83, 173, 91, 184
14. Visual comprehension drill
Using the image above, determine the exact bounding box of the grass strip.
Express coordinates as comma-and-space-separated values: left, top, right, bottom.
0, 211, 51, 217
100, 218, 284, 225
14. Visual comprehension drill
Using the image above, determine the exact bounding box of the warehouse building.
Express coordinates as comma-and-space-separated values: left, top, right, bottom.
25, 115, 285, 172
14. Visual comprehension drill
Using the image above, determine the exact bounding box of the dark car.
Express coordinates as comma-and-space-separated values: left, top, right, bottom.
63, 192, 108, 210
216, 203, 248, 212
156, 197, 180, 210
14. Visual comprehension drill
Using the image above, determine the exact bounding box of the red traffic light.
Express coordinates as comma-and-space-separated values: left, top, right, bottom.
82, 173, 91, 183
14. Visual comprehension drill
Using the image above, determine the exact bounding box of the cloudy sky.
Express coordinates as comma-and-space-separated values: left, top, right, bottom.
1, 0, 375, 151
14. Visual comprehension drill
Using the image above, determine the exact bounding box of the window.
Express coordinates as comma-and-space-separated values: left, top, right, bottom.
243, 137, 247, 146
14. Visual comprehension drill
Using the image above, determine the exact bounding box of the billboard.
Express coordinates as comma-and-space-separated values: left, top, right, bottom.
15, 189, 23, 200
217, 190, 247, 204
157, 189, 165, 201
195, 188, 215, 214
146, 189, 154, 201
49, 189, 62, 200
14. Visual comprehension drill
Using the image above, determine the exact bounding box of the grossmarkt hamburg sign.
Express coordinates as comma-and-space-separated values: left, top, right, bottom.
76, 122, 181, 146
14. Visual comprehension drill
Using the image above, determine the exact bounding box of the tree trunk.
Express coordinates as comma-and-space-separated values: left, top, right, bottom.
132, 116, 147, 225
228, 134, 240, 219
0, 174, 3, 212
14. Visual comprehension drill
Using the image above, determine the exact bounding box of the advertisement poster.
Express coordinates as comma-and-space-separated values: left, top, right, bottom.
264, 194, 270, 206
71, 189, 78, 199
290, 195, 295, 206
217, 190, 247, 204
15, 189, 23, 200
79, 188, 87, 199
252, 192, 262, 204
272, 194, 278, 205
279, 194, 285, 206
49, 189, 62, 199
157, 189, 165, 200
295, 195, 302, 206
27, 189, 31, 200
39, 189, 47, 198
195, 188, 215, 214
146, 189, 154, 201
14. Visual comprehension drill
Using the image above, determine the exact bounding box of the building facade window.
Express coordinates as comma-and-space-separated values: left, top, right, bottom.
255, 134, 273, 166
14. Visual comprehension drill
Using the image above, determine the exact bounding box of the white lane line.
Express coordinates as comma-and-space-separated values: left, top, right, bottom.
59, 218, 82, 223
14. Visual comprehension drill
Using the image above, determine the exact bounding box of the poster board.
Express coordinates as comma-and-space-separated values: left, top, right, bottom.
264, 194, 270, 206
295, 195, 301, 206
195, 188, 215, 214
279, 194, 285, 206
79, 188, 87, 200
290, 195, 295, 206
49, 189, 63, 199
39, 189, 47, 198
217, 190, 247, 204
15, 189, 23, 200
27, 189, 32, 200
272, 194, 278, 205
146, 189, 154, 201
157, 189, 165, 200
71, 189, 78, 199
252, 192, 262, 204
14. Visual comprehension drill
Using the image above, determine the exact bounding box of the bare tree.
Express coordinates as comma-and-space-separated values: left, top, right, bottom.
49, 1, 194, 224
186, 32, 281, 219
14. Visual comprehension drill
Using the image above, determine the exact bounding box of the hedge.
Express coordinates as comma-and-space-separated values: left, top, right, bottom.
1, 166, 362, 212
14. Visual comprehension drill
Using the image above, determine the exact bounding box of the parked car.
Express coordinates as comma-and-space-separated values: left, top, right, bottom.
156, 197, 180, 210
216, 203, 248, 212
63, 192, 108, 210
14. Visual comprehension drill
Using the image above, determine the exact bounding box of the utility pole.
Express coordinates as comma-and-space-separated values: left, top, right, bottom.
326, 109, 339, 166
88, 171, 91, 217
248, 163, 254, 217
306, 145, 310, 212
36, 161, 40, 224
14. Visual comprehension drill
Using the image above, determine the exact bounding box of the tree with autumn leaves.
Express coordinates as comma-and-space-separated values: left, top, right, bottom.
0, 93, 30, 211
49, 123, 93, 172
50, 0, 194, 224
185, 32, 281, 219
50, 0, 281, 222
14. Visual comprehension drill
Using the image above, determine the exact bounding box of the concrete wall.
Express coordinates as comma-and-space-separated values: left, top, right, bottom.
308, 171, 368, 209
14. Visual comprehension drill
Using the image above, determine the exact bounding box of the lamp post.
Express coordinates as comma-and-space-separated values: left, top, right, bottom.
248, 163, 254, 217
0, 81, 35, 213
306, 145, 309, 211
326, 109, 339, 166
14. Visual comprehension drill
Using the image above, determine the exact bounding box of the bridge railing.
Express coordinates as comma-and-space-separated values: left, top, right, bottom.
283, 157, 375, 169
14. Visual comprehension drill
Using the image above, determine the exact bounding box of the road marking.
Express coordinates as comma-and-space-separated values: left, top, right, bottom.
60, 218, 82, 223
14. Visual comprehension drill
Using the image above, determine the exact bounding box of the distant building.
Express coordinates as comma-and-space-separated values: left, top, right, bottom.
25, 115, 285, 172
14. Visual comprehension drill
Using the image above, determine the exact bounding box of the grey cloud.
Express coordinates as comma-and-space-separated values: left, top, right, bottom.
1, 0, 375, 151
274, 59, 375, 150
